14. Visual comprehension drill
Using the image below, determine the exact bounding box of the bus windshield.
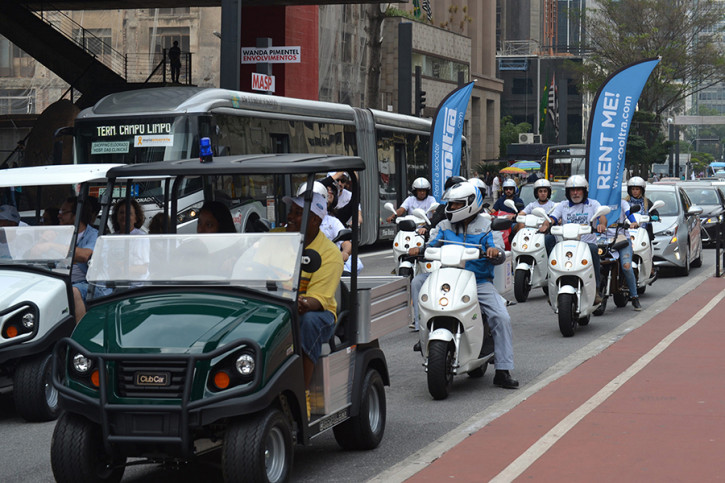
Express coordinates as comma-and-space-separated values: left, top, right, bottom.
544, 145, 586, 181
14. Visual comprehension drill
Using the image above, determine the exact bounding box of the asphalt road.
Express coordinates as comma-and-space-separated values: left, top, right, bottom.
0, 247, 718, 483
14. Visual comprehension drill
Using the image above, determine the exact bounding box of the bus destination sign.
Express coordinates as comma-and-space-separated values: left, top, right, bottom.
95, 122, 172, 137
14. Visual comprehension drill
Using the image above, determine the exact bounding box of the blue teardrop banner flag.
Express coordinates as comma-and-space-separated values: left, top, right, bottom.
586, 58, 660, 224
430, 82, 474, 201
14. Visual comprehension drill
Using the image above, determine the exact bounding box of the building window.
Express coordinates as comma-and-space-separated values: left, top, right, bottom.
0, 36, 34, 78
512, 78, 533, 95
72, 28, 113, 57
150, 28, 190, 56
0, 89, 35, 114
147, 8, 190, 15
412, 53, 469, 83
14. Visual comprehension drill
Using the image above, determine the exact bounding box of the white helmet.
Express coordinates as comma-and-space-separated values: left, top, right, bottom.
627, 176, 646, 197
468, 177, 486, 190
533, 178, 552, 199
411, 177, 431, 194
502, 179, 517, 189
443, 181, 483, 223
297, 180, 328, 199
564, 175, 588, 202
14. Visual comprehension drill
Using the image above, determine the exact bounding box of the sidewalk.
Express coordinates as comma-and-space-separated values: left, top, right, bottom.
404, 275, 725, 481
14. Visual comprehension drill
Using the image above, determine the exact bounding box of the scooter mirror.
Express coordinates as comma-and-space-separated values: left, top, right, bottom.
504, 199, 517, 212
629, 204, 641, 213
491, 217, 512, 231
590, 206, 611, 222
411, 208, 431, 225
531, 207, 550, 222
384, 202, 396, 214
332, 228, 352, 243
397, 219, 417, 231
650, 200, 665, 211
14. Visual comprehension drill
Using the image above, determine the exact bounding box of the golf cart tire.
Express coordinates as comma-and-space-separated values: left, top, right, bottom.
14, 352, 59, 422
222, 408, 293, 483
333, 368, 387, 450
50, 412, 126, 483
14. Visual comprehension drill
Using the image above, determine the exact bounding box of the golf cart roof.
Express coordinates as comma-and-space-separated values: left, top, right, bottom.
105, 154, 365, 178
0, 163, 124, 187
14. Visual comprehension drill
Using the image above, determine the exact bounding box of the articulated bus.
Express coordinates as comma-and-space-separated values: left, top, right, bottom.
543, 144, 586, 181
71, 87, 467, 244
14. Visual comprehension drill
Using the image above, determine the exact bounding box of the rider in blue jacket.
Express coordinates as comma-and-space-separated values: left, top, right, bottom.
409, 181, 519, 389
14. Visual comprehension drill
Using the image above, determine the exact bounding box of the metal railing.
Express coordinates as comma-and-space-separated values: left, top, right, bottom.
32, 6, 128, 79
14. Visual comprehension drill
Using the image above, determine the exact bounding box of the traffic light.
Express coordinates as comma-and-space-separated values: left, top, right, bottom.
414, 66, 426, 117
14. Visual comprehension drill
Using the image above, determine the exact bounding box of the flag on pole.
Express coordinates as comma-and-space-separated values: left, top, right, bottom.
586, 58, 660, 225
429, 82, 475, 201
422, 0, 432, 21
548, 73, 559, 140
539, 77, 550, 134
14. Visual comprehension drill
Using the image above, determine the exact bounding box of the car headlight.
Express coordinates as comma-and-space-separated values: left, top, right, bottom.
21, 313, 35, 329
235, 354, 255, 376
177, 203, 203, 224
72, 353, 92, 373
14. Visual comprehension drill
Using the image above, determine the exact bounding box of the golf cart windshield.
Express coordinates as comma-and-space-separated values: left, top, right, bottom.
0, 225, 75, 273
86, 232, 303, 300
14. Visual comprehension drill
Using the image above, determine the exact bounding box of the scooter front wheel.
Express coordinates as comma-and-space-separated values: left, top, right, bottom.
427, 340, 454, 400
514, 270, 531, 303
557, 293, 578, 337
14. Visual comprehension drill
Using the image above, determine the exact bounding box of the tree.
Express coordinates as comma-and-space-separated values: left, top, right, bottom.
499, 116, 532, 157
625, 111, 670, 176
582, 0, 725, 116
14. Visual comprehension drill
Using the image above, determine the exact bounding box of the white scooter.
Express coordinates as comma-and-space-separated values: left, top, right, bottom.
384, 202, 428, 278
417, 217, 510, 400
628, 200, 664, 295
510, 203, 551, 302
548, 206, 610, 337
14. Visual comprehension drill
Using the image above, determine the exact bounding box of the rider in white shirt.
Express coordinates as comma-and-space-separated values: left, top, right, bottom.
386, 177, 437, 222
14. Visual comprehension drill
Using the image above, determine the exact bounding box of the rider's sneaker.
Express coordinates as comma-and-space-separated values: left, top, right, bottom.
413, 341, 421, 352
493, 370, 519, 389
631, 297, 642, 311
594, 292, 603, 305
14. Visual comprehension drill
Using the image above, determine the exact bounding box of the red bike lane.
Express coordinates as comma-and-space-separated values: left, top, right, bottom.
408, 276, 725, 482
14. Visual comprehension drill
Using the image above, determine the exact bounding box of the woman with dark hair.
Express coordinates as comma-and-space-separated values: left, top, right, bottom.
197, 201, 236, 233
42, 206, 60, 225
112, 199, 146, 234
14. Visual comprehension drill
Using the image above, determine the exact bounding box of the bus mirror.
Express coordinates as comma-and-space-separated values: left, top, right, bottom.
200, 137, 213, 163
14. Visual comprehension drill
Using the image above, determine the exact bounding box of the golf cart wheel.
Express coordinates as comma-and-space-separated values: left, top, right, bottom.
513, 270, 531, 303
50, 412, 126, 483
14, 352, 59, 422
557, 293, 578, 337
613, 293, 628, 308
222, 407, 293, 483
427, 340, 455, 400
333, 368, 387, 450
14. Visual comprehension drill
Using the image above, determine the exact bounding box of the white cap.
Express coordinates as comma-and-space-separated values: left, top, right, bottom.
0, 205, 20, 224
283, 193, 327, 220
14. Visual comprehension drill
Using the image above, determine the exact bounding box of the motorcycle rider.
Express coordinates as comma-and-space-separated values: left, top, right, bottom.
386, 177, 437, 222
516, 178, 555, 233
624, 176, 655, 241
492, 179, 524, 219
408, 181, 519, 389
606, 198, 643, 310
540, 175, 608, 303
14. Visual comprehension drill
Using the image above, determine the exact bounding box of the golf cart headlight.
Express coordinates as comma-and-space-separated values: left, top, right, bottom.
72, 353, 92, 373
21, 312, 35, 329
235, 354, 255, 376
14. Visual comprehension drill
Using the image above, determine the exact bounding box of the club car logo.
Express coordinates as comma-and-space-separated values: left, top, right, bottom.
135, 372, 170, 387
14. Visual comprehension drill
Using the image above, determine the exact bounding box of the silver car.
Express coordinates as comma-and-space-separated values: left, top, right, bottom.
646, 183, 704, 275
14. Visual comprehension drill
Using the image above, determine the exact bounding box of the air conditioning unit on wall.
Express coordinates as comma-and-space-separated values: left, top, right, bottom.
518, 133, 542, 144
519, 133, 534, 144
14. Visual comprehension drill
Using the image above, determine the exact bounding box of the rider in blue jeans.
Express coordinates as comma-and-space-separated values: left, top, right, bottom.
408, 181, 518, 389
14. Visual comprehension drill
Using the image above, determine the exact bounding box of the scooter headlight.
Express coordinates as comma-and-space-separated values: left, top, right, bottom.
566, 251, 573, 259
439, 297, 449, 306
440, 283, 450, 293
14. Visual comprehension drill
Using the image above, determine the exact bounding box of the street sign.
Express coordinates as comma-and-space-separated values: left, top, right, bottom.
251, 72, 276, 93
241, 46, 301, 64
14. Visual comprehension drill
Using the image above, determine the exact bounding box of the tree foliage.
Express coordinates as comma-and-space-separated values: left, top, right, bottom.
625, 111, 670, 176
499, 116, 532, 157
582, 0, 725, 116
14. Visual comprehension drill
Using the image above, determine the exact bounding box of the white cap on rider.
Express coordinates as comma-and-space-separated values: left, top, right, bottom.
282, 193, 327, 220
